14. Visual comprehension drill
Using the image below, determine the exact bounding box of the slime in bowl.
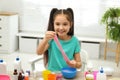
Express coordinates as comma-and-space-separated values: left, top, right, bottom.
61, 67, 77, 79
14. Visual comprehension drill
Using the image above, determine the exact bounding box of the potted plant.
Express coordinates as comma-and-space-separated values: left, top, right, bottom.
101, 7, 120, 66
101, 8, 120, 42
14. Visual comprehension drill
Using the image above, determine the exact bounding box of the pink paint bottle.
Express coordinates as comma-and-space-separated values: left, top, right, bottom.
56, 73, 62, 80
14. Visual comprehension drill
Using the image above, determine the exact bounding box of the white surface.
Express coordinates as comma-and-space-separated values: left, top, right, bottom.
0, 14, 18, 53
0, 51, 120, 76
39, 78, 43, 80
19, 36, 38, 53
77, 36, 105, 42
81, 42, 100, 59
17, 32, 105, 42
104, 67, 114, 76
16, 31, 45, 38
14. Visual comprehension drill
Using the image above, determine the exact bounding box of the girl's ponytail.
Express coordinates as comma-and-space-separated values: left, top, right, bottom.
67, 8, 74, 35
47, 8, 58, 31
67, 8, 74, 19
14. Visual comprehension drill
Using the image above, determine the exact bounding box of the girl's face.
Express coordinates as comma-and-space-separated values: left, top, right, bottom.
54, 14, 72, 38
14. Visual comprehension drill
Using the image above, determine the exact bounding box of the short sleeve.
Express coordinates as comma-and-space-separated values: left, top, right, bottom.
75, 38, 81, 53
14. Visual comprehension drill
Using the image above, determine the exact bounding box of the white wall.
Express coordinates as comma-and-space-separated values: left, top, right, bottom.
0, 0, 106, 38
0, 0, 23, 12
0, 0, 23, 31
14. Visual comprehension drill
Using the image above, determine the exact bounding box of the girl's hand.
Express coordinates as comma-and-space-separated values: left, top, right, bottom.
66, 60, 77, 68
44, 31, 56, 41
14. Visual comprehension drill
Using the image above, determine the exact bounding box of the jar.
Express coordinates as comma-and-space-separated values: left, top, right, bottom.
86, 74, 94, 80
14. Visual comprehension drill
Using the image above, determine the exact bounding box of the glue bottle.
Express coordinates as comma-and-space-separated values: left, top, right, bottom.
14, 57, 22, 73
24, 72, 29, 80
85, 64, 94, 80
96, 67, 107, 80
18, 72, 23, 80
13, 69, 18, 80
0, 59, 7, 74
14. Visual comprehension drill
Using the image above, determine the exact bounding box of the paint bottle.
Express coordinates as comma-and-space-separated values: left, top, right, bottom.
13, 69, 18, 80
24, 72, 29, 80
42, 70, 51, 80
0, 59, 7, 74
14, 57, 22, 73
56, 73, 62, 80
18, 72, 23, 80
48, 73, 56, 80
96, 67, 107, 80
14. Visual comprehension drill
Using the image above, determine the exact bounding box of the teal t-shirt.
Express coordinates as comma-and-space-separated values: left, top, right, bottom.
47, 36, 80, 71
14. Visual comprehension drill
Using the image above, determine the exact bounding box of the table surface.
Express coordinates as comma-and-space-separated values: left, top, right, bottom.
8, 71, 120, 80
29, 71, 85, 80
29, 71, 120, 80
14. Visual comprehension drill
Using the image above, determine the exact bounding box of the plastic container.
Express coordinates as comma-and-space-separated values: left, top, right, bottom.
92, 71, 98, 80
0, 74, 10, 80
56, 73, 62, 80
96, 67, 107, 80
85, 71, 99, 80
42, 70, 51, 80
14, 57, 22, 73
0, 59, 7, 74
61, 67, 77, 79
86, 74, 94, 80
48, 73, 56, 80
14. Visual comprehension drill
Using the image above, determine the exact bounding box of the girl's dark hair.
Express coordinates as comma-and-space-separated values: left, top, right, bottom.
44, 8, 74, 67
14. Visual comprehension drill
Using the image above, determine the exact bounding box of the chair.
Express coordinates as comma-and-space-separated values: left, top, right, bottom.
79, 49, 89, 71
29, 49, 89, 73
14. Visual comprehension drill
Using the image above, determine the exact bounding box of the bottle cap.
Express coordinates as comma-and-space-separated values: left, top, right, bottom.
0, 59, 3, 63
100, 67, 104, 73
13, 69, 18, 75
25, 72, 29, 76
16, 57, 20, 61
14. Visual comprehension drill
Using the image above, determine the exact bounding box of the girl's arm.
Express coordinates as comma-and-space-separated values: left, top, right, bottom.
37, 38, 49, 55
37, 31, 56, 55
74, 53, 82, 68
67, 53, 82, 69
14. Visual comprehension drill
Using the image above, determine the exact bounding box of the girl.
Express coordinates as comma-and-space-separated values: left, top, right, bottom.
37, 8, 82, 71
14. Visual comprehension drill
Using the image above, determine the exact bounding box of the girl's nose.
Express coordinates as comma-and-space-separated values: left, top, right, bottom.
59, 25, 64, 29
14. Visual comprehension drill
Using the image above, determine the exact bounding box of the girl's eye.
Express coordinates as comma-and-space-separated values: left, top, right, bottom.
63, 23, 68, 26
56, 23, 60, 26
55, 22, 69, 26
